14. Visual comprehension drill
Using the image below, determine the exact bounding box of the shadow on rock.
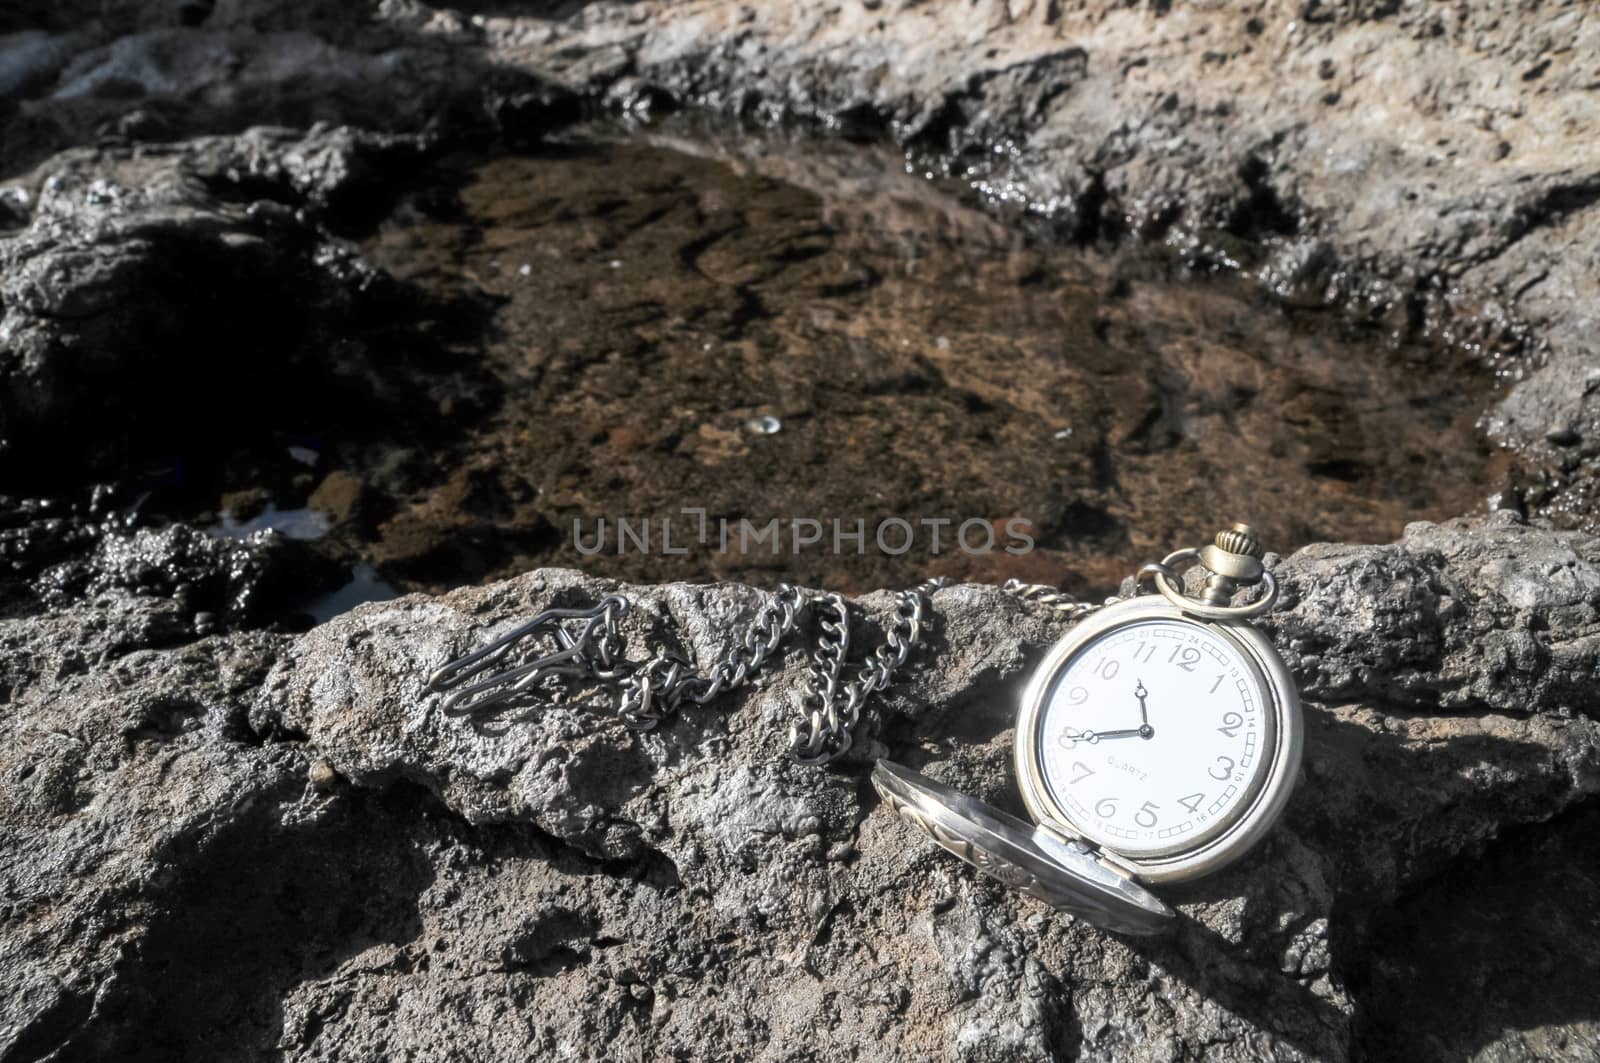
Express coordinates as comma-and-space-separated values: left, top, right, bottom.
1131, 918, 1351, 1061
62, 782, 439, 1062
1351, 799, 1600, 1061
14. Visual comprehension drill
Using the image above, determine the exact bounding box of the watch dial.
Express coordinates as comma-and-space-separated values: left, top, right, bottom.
1036, 618, 1274, 858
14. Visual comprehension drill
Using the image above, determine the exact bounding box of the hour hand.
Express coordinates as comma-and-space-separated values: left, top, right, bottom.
1133, 679, 1151, 732
1060, 727, 1147, 747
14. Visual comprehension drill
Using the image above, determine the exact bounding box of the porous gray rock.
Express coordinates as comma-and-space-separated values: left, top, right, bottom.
0, 590, 299, 1061
6, 516, 1596, 1060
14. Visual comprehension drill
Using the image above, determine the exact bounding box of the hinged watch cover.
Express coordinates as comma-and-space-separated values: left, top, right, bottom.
871, 760, 1174, 935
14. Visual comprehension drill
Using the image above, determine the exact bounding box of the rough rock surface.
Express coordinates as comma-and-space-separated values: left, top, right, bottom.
34, 522, 347, 629
4, 515, 1598, 1060
2, 2, 1600, 1061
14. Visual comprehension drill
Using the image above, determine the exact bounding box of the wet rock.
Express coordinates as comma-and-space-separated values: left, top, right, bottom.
305, 469, 366, 527
7, 2, 1599, 522
35, 521, 347, 628
468, 0, 1600, 521
0, 488, 131, 594
0, 124, 492, 494
219, 486, 271, 523
0, 7, 576, 178
1, 487, 342, 640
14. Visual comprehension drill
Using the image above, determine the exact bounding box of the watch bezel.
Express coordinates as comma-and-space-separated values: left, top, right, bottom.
1014, 595, 1303, 884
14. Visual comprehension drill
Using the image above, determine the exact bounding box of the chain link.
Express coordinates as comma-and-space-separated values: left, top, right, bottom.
787, 580, 943, 764
999, 578, 1102, 620
615, 583, 806, 728
428, 575, 1098, 764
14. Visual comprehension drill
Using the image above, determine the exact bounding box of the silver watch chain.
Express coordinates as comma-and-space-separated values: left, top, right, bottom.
426, 577, 1100, 765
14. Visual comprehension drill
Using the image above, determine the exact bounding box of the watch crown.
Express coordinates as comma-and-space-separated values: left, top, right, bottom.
1215, 523, 1263, 559
1196, 523, 1265, 597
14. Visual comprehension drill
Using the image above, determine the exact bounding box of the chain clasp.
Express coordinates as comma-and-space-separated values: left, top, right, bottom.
425, 596, 629, 716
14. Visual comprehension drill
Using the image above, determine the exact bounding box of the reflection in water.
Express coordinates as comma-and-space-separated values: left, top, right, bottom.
359, 126, 1501, 595
204, 507, 398, 623
303, 564, 399, 625
211, 505, 331, 541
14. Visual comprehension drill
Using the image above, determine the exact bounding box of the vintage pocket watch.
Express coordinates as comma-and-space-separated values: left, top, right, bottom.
873, 524, 1303, 935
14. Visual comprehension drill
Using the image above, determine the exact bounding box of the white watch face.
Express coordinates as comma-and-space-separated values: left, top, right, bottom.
1035, 618, 1275, 858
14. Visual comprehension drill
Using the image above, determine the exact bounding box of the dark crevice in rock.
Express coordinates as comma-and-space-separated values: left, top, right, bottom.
1497, 176, 1600, 257
1227, 155, 1302, 241
1067, 168, 1112, 245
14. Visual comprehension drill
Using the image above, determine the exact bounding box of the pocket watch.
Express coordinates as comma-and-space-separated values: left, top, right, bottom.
872, 524, 1303, 935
